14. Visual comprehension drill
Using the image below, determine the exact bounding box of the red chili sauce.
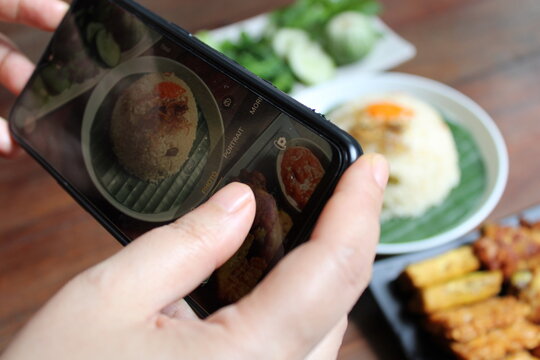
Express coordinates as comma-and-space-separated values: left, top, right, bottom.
280, 146, 325, 210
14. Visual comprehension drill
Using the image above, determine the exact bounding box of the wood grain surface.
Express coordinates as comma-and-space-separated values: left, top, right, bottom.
1, 0, 540, 358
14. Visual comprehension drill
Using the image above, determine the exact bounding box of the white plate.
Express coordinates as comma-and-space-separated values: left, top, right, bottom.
207, 14, 416, 93
294, 72, 509, 254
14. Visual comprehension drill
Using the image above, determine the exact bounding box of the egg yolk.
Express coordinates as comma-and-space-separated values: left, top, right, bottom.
366, 102, 413, 120
155, 82, 186, 99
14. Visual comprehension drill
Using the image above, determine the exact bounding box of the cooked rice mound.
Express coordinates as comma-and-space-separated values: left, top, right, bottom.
110, 72, 198, 182
329, 93, 460, 219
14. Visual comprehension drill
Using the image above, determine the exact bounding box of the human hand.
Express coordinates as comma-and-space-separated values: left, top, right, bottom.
1, 154, 388, 360
0, 0, 68, 157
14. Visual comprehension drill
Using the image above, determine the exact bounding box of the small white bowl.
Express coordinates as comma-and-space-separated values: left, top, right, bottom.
294, 72, 509, 254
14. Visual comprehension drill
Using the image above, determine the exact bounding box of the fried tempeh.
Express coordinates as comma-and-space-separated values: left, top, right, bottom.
426, 296, 531, 342
402, 246, 480, 289
411, 271, 503, 313
451, 320, 540, 360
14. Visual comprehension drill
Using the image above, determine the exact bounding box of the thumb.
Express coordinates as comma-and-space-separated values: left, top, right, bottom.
210, 154, 388, 359
76, 182, 255, 315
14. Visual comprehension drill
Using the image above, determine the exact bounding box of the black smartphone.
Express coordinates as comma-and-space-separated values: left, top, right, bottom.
9, 0, 361, 315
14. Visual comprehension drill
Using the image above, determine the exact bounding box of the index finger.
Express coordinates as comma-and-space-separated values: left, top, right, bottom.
209, 154, 388, 359
0, 0, 68, 31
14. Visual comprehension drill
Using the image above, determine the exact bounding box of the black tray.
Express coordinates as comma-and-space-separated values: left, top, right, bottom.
369, 204, 540, 359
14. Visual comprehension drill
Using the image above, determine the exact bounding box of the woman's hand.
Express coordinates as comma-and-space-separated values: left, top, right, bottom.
1, 154, 388, 360
0, 0, 68, 157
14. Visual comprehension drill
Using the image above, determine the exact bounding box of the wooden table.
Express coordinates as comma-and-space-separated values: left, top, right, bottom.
1, 0, 540, 358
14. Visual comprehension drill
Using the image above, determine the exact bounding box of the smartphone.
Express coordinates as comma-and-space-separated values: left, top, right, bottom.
9, 0, 361, 315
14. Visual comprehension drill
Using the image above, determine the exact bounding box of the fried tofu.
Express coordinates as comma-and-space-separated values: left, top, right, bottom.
402, 246, 480, 289
411, 271, 503, 313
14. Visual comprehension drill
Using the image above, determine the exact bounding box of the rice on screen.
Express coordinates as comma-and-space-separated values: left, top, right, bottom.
110, 72, 199, 182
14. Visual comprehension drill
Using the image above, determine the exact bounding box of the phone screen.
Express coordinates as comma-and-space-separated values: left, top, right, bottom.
11, 0, 347, 313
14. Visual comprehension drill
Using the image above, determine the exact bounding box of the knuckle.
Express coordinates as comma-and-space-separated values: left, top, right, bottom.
75, 262, 118, 296
326, 241, 373, 292
168, 215, 218, 253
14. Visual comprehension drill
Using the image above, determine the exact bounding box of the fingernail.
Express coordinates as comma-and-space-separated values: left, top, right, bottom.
370, 154, 389, 189
208, 182, 252, 213
55, 0, 69, 14
0, 122, 12, 155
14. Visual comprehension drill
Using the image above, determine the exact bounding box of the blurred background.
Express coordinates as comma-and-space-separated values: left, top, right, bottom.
1, 0, 540, 359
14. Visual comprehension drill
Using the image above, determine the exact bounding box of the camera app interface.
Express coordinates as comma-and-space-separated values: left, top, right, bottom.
11, 0, 337, 312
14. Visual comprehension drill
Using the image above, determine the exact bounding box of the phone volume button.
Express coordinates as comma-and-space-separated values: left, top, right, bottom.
261, 78, 281, 92
169, 22, 190, 37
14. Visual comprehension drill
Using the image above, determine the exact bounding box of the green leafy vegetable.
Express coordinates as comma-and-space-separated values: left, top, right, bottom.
196, 0, 382, 92
271, 0, 381, 38
202, 32, 297, 93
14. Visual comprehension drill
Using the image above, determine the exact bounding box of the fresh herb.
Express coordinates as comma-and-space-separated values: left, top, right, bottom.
197, 0, 381, 93
271, 0, 381, 38
218, 32, 297, 93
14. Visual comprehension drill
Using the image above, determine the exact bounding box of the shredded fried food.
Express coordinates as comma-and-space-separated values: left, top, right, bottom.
426, 297, 531, 342
474, 221, 540, 278
450, 320, 540, 360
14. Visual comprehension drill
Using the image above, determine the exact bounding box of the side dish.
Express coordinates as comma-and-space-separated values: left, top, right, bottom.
280, 146, 325, 210
400, 220, 540, 360
401, 246, 480, 289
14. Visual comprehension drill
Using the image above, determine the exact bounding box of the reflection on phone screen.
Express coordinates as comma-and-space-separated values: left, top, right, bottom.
11, 0, 341, 313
